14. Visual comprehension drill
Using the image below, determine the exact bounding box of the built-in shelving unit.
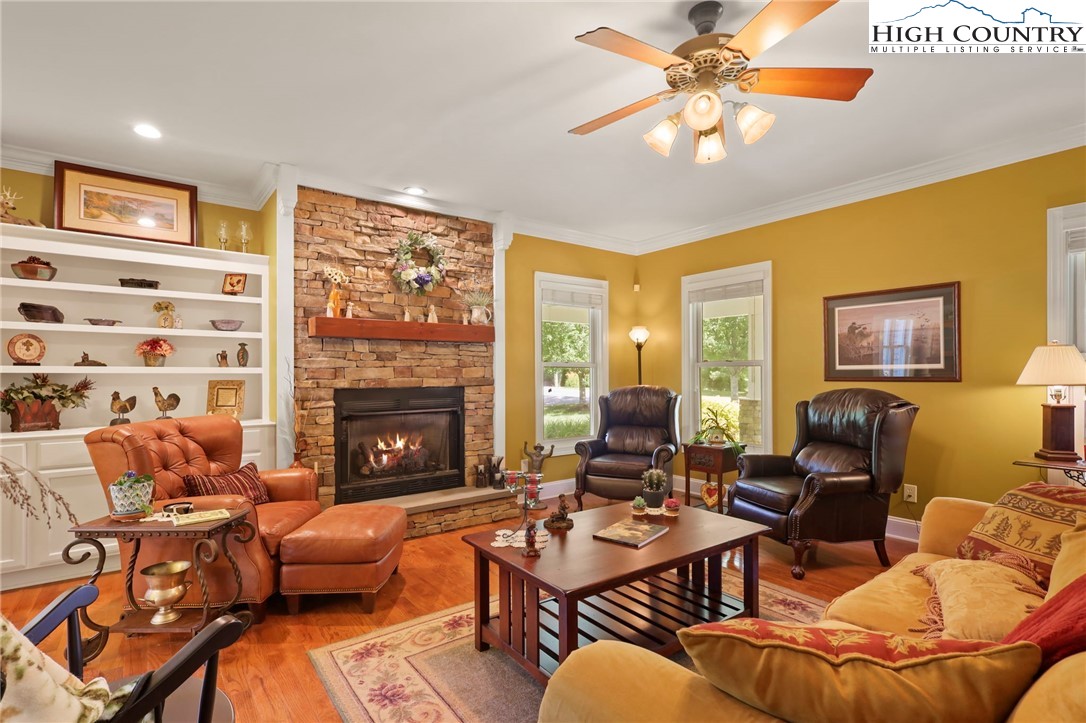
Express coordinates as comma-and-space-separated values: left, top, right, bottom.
0, 224, 275, 590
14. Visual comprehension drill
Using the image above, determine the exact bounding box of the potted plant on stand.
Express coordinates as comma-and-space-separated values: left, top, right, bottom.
0, 374, 95, 432
135, 337, 175, 367
641, 468, 668, 511
108, 470, 156, 520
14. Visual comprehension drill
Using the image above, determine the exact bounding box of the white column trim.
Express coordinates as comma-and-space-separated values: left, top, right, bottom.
275, 163, 299, 468
492, 213, 513, 461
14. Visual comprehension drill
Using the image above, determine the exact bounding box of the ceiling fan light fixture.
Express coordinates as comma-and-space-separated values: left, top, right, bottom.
734, 102, 776, 145
643, 112, 682, 156
682, 90, 723, 131
693, 122, 726, 164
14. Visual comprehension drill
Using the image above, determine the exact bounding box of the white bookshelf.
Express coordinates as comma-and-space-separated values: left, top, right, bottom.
0, 224, 275, 590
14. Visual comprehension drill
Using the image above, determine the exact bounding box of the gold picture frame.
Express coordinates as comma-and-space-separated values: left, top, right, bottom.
54, 162, 197, 246
222, 273, 247, 295
206, 380, 246, 419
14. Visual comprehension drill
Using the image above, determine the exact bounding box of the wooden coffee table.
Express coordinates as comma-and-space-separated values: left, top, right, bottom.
462, 504, 769, 685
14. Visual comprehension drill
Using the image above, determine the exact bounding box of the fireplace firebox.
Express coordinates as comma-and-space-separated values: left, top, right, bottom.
334, 387, 465, 504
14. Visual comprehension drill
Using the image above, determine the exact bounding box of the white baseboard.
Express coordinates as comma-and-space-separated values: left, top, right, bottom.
1, 555, 121, 592
540, 477, 575, 499
885, 515, 921, 543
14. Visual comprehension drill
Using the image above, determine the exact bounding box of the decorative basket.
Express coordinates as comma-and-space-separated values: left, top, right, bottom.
109, 480, 155, 517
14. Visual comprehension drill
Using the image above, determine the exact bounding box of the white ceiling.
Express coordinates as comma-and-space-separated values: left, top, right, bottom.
2, 1, 1084, 251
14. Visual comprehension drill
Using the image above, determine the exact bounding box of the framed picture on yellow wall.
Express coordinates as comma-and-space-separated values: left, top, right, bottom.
823, 281, 961, 382
54, 161, 197, 246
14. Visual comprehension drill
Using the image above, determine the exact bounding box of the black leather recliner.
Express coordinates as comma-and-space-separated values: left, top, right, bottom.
727, 388, 918, 580
574, 386, 681, 510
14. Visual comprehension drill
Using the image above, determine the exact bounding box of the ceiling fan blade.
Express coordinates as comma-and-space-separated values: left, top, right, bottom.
727, 0, 838, 61
569, 92, 673, 135
575, 27, 689, 69
742, 67, 874, 101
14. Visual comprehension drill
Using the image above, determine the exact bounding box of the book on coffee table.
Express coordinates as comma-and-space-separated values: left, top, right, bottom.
592, 519, 669, 548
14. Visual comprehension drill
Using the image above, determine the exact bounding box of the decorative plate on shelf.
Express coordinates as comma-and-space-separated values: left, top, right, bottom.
7, 333, 46, 365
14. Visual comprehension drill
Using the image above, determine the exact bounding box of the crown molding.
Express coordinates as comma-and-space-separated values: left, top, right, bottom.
511, 216, 634, 255
0, 144, 266, 210
297, 170, 501, 226
250, 162, 278, 209
633, 124, 1086, 254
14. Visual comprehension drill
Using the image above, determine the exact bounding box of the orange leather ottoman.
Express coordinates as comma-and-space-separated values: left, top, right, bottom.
279, 504, 407, 614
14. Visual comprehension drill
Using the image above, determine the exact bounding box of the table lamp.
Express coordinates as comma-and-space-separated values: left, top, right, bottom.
1016, 341, 1086, 461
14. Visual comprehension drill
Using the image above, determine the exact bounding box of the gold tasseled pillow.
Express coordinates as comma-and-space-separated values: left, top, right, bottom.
911, 557, 1045, 640
679, 618, 1041, 723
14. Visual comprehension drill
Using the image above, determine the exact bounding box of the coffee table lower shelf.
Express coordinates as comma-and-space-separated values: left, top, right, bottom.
480, 569, 749, 682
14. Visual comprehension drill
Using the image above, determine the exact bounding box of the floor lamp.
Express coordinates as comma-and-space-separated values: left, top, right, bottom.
629, 327, 650, 385
1016, 341, 1086, 461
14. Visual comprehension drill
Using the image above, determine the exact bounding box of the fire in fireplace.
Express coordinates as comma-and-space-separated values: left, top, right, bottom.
334, 387, 464, 504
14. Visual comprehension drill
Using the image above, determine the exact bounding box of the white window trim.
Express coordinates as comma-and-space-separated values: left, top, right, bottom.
1046, 203, 1085, 472
534, 272, 609, 456
680, 261, 773, 452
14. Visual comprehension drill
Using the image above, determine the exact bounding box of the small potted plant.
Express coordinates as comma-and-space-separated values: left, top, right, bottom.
108, 470, 156, 519
631, 495, 647, 516
689, 402, 743, 458
0, 374, 95, 432
135, 337, 175, 367
641, 469, 668, 510
460, 286, 494, 325
664, 498, 681, 517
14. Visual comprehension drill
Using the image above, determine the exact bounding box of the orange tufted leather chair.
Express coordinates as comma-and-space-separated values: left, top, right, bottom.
84, 416, 320, 622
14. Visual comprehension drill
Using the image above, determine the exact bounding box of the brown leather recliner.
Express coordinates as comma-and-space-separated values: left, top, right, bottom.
727, 388, 918, 580
84, 416, 320, 622
574, 385, 681, 511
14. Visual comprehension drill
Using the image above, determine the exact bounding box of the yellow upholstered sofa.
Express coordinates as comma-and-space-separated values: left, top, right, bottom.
538, 496, 1086, 722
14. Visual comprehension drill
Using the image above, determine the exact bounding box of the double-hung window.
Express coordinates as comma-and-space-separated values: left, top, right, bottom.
535, 273, 608, 455
1048, 203, 1085, 354
681, 262, 772, 452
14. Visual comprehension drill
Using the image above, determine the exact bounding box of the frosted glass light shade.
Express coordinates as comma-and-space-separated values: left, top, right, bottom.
1016, 342, 1086, 386
694, 124, 726, 164
735, 103, 776, 145
643, 114, 681, 157
629, 326, 650, 345
683, 91, 723, 132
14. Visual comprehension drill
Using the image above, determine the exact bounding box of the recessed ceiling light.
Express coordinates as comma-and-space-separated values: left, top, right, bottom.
133, 123, 162, 139
403, 186, 427, 196
137, 217, 156, 228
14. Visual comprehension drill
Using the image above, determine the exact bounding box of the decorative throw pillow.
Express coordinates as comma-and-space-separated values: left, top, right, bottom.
956, 482, 1086, 585
910, 557, 1045, 640
678, 618, 1041, 723
1002, 572, 1086, 672
0, 614, 111, 722
1046, 512, 1086, 601
183, 461, 269, 504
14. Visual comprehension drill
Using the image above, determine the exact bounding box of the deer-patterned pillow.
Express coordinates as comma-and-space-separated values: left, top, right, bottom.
956, 482, 1086, 587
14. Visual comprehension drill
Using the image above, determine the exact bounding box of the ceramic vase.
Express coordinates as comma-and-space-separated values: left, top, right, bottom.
8, 399, 60, 433
236, 343, 249, 367
469, 306, 492, 324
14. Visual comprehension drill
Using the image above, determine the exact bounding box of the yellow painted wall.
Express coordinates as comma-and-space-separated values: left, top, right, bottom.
504, 234, 640, 481
0, 167, 263, 252
636, 147, 1086, 515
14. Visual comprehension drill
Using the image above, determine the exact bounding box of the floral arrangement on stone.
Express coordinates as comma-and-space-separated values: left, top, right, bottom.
323, 265, 350, 317
459, 285, 493, 309
393, 231, 446, 296
135, 337, 175, 357
0, 374, 95, 432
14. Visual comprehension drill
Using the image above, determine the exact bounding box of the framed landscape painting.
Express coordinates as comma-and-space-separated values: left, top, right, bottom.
824, 282, 961, 382
54, 161, 197, 246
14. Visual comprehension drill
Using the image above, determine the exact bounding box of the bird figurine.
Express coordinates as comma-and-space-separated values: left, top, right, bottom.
110, 391, 137, 426
152, 386, 180, 419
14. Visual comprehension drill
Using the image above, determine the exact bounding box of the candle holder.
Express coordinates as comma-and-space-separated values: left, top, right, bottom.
504, 471, 546, 509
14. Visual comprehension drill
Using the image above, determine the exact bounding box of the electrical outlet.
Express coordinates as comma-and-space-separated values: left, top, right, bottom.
903, 484, 918, 503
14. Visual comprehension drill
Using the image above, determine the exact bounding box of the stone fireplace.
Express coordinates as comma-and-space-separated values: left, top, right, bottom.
294, 186, 497, 518
334, 387, 464, 504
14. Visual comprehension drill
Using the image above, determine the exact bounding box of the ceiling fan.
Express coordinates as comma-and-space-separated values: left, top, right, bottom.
569, 0, 873, 164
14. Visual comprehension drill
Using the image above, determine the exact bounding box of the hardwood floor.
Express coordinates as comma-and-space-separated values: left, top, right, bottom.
1, 496, 916, 723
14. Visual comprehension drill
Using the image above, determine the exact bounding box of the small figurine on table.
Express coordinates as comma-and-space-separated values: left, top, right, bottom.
543, 493, 574, 531
522, 520, 541, 558
523, 441, 555, 473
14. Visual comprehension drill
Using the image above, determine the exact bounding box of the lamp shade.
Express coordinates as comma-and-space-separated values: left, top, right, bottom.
694, 122, 726, 164
643, 114, 681, 157
734, 103, 776, 145
683, 91, 723, 132
1016, 342, 1086, 386
629, 326, 650, 345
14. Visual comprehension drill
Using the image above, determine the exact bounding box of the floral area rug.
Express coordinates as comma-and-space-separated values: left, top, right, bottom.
309, 571, 826, 722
